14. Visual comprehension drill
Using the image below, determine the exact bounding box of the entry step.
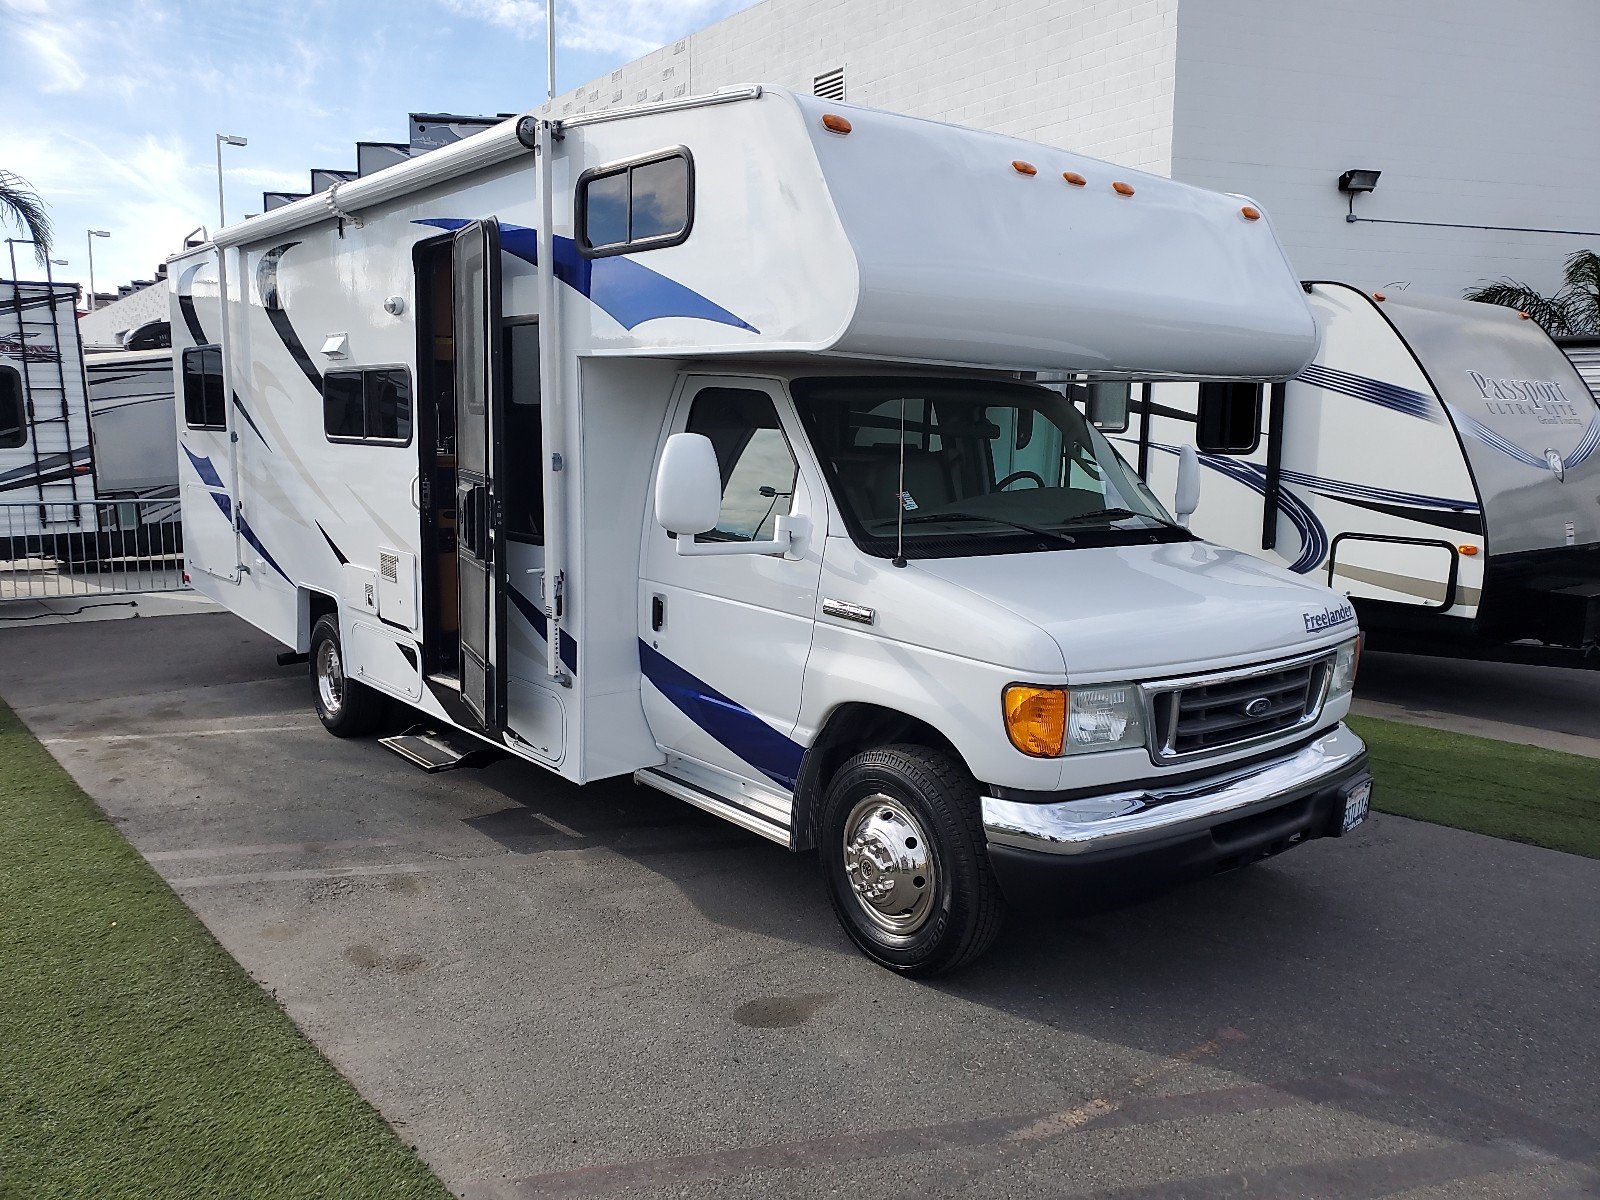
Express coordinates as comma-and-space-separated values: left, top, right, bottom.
379, 724, 499, 773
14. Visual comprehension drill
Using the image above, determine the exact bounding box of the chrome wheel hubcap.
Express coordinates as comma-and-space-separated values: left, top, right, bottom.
316, 639, 345, 716
842, 793, 935, 934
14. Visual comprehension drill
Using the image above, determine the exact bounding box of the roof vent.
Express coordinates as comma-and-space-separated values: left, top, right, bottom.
814, 67, 845, 101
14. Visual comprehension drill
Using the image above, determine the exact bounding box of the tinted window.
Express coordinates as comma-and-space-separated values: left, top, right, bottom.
579, 150, 692, 255
0, 366, 24, 448
686, 388, 797, 542
502, 321, 543, 541
1085, 381, 1131, 433
630, 156, 690, 240
1197, 382, 1262, 453
182, 345, 226, 429
323, 368, 411, 444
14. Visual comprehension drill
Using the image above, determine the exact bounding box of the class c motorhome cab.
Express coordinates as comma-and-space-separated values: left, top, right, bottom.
171, 86, 1372, 974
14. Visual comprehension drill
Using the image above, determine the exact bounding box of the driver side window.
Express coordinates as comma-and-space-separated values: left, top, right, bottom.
685, 387, 798, 541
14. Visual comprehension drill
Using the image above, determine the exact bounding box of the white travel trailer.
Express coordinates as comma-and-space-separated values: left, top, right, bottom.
1, 279, 179, 560
1123, 286, 1600, 665
171, 86, 1373, 974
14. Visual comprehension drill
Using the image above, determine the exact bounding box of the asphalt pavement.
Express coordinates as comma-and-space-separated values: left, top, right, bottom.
2, 610, 1597, 1198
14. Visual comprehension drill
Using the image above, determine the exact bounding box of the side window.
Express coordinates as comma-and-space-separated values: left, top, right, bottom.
685, 387, 798, 542
1196, 382, 1262, 454
182, 345, 226, 430
502, 321, 543, 541
0, 366, 24, 448
1085, 382, 1131, 433
323, 368, 412, 445
578, 149, 692, 257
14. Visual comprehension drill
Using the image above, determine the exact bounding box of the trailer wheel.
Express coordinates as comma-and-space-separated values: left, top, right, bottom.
819, 744, 1005, 976
310, 613, 384, 737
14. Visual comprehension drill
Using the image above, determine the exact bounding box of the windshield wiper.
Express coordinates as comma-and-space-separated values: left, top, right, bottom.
1058, 506, 1183, 531
903, 511, 1076, 547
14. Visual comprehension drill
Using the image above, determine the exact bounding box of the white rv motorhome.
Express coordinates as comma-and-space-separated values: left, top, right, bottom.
2, 279, 179, 560
171, 86, 1372, 974
1122, 285, 1600, 665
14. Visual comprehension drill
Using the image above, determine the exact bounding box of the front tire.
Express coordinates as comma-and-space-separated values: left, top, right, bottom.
310, 613, 384, 737
820, 744, 1005, 976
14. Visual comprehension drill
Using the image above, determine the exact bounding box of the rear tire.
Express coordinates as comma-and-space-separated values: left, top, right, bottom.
310, 613, 384, 737
820, 744, 1005, 976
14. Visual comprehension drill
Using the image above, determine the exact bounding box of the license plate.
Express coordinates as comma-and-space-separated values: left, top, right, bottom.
1341, 780, 1372, 833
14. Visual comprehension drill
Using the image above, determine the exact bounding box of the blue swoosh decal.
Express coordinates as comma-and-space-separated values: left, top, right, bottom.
1297, 364, 1441, 424
181, 446, 291, 583
638, 639, 802, 789
413, 218, 757, 334
507, 584, 577, 675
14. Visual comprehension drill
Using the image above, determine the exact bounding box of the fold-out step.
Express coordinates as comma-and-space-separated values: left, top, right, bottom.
379, 725, 500, 772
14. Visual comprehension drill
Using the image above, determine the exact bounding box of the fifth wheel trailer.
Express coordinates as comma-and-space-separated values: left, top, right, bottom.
1120, 285, 1600, 668
172, 86, 1372, 974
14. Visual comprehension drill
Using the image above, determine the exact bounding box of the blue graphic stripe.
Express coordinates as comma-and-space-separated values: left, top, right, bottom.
1451, 410, 1551, 469
413, 218, 758, 334
638, 640, 803, 789
1145, 442, 1327, 574
181, 446, 291, 583
1560, 416, 1600, 470
507, 584, 578, 675
1276, 468, 1479, 513
1297, 363, 1441, 423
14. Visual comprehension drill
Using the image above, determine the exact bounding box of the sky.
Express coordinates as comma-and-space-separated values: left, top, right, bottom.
0, 0, 756, 293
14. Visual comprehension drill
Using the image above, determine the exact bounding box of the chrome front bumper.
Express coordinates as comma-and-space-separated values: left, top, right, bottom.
981, 724, 1367, 857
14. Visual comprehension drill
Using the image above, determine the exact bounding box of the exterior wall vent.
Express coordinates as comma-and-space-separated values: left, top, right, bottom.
814, 68, 845, 101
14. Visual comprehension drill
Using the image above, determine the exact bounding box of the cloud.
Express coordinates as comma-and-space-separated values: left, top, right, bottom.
13, 21, 89, 92
439, 0, 748, 58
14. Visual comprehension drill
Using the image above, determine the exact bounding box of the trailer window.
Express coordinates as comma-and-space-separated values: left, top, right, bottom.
685, 387, 797, 542
0, 366, 24, 448
577, 148, 692, 257
323, 367, 412, 445
182, 345, 226, 429
1196, 382, 1261, 454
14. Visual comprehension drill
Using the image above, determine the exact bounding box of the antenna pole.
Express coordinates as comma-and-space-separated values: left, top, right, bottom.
546, 0, 556, 99
893, 396, 907, 567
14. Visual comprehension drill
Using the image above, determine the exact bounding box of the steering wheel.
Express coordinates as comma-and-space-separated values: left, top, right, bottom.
995, 470, 1046, 491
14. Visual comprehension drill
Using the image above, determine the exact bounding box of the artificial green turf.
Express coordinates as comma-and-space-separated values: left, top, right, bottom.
0, 700, 450, 1200
1349, 714, 1600, 860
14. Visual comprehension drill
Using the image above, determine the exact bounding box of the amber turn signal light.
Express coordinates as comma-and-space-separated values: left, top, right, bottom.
1458, 544, 1479, 556
1240, 205, 1262, 221
1112, 181, 1135, 196
821, 113, 852, 135
1062, 171, 1087, 187
1373, 291, 1387, 302
1012, 160, 1037, 176
1002, 685, 1067, 758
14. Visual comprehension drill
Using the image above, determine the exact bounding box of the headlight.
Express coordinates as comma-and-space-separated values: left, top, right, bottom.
1002, 683, 1146, 758
1326, 635, 1362, 701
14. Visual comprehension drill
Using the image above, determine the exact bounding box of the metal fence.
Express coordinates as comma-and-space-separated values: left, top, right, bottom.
0, 500, 185, 601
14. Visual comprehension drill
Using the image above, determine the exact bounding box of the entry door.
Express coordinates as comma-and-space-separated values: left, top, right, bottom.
640, 378, 824, 792
452, 218, 506, 730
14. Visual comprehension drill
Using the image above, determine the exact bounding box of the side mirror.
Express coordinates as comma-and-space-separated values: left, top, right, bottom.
655, 432, 722, 536
1175, 444, 1201, 528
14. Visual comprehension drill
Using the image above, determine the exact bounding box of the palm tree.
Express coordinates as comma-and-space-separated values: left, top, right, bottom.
1464, 249, 1600, 336
0, 170, 54, 266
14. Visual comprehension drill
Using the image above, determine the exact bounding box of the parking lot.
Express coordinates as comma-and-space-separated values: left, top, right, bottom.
3, 608, 1598, 1198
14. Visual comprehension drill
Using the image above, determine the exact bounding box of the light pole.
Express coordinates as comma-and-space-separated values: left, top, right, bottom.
86, 229, 109, 311
215, 133, 248, 229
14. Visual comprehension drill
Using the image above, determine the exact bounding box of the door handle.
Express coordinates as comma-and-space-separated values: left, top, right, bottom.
651, 594, 665, 632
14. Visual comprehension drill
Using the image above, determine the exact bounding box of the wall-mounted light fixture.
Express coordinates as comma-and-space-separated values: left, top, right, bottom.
1338, 169, 1381, 222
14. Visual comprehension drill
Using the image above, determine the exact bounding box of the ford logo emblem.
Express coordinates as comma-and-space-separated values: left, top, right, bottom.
1243, 696, 1272, 718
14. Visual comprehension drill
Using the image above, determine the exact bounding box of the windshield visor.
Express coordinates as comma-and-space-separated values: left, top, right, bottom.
792, 377, 1187, 559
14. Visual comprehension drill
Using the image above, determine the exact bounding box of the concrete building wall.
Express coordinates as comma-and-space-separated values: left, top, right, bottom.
556, 0, 1180, 175
1171, 0, 1600, 297
553, 0, 1598, 299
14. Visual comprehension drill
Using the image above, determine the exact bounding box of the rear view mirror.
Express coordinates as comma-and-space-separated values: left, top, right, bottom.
655, 433, 722, 536
1175, 444, 1201, 527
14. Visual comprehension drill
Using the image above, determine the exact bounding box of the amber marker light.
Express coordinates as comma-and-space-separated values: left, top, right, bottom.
821, 113, 852, 135
1002, 685, 1067, 758
1012, 160, 1038, 176
1240, 205, 1262, 221
1458, 544, 1480, 556
1373, 291, 1387, 302
1112, 181, 1135, 196
1519, 311, 1533, 320
1062, 171, 1087, 187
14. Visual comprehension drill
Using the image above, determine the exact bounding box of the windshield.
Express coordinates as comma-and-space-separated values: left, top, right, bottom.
792, 376, 1187, 559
